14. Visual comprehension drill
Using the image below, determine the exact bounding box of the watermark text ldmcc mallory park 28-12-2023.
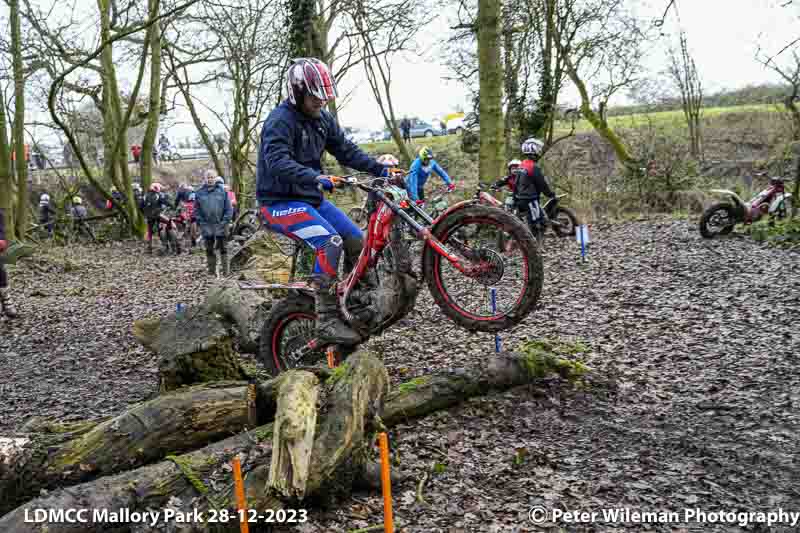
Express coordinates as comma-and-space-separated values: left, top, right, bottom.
527, 506, 800, 528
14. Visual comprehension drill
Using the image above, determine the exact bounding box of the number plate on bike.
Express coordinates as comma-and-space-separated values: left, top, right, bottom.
384, 185, 409, 202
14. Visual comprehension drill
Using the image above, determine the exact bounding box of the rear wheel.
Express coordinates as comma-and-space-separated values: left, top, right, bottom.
552, 207, 578, 238
257, 295, 356, 377
422, 205, 542, 332
699, 203, 736, 238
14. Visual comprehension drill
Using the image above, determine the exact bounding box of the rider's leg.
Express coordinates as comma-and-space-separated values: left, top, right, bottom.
260, 201, 361, 346
146, 219, 157, 253
316, 200, 365, 274
0, 262, 17, 318
204, 233, 217, 275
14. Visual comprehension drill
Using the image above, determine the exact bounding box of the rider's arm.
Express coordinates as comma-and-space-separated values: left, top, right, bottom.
533, 166, 555, 198
405, 158, 421, 201
222, 190, 233, 224
432, 161, 452, 185
494, 176, 510, 188
324, 115, 386, 177
262, 117, 321, 186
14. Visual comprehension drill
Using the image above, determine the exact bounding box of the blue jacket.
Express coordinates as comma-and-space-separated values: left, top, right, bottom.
195, 183, 233, 237
405, 157, 451, 201
256, 100, 386, 206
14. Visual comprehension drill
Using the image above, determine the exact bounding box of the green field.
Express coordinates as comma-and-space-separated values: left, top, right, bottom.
554, 103, 778, 134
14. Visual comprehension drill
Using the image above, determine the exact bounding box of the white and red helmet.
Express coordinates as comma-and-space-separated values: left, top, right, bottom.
377, 154, 399, 167
286, 58, 337, 106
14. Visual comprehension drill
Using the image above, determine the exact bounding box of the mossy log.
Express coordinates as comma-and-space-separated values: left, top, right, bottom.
380, 349, 597, 427
0, 350, 595, 531
0, 353, 388, 533
204, 280, 273, 354
133, 307, 248, 391
0, 382, 253, 515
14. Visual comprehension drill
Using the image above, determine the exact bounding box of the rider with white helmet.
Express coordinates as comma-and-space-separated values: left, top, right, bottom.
514, 137, 556, 230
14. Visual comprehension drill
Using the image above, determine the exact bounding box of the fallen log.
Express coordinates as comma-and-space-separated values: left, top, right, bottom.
268, 371, 320, 500
0, 381, 253, 515
1, 349, 598, 531
0, 352, 388, 533
204, 280, 273, 354
133, 306, 248, 391
380, 349, 598, 427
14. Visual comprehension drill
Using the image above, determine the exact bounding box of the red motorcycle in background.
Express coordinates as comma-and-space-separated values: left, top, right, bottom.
699, 175, 794, 238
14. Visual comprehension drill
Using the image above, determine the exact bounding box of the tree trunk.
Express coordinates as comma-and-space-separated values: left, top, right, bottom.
0, 85, 14, 237
10, 0, 28, 237
477, 0, 505, 182
132, 307, 249, 391
140, 0, 162, 192
0, 382, 254, 515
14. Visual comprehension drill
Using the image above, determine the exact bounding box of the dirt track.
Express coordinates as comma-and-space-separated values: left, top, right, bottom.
2, 219, 799, 532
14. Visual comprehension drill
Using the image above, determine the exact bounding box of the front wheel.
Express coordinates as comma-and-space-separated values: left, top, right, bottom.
422, 205, 543, 332
699, 203, 737, 238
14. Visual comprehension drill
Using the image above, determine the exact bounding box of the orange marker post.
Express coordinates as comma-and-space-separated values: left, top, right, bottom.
326, 347, 339, 368
232, 456, 250, 533
378, 432, 394, 533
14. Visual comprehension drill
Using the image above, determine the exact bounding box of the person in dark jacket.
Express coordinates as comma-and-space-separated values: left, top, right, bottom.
196, 171, 233, 276
39, 193, 56, 237
513, 137, 557, 230
256, 57, 395, 347
139, 183, 170, 254
400, 117, 411, 143
0, 208, 18, 318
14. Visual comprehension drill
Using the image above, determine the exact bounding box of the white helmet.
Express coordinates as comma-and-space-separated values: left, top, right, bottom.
507, 159, 522, 169
73, 196, 83, 205
286, 58, 337, 106
377, 154, 399, 167
521, 138, 545, 157
40, 193, 50, 204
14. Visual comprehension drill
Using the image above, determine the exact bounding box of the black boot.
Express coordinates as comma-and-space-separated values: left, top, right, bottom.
220, 253, 229, 276
0, 288, 18, 319
314, 283, 361, 347
146, 241, 153, 255
343, 237, 377, 288
206, 252, 217, 276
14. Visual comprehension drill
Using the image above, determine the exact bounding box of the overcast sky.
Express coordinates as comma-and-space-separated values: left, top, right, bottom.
12, 0, 800, 145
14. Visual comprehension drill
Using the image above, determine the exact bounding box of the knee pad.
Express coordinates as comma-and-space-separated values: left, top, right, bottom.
314, 234, 343, 277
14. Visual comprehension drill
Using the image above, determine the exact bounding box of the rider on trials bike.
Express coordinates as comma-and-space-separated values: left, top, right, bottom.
256, 57, 398, 348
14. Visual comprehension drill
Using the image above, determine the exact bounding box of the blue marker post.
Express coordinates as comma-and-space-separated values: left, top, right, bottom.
490, 288, 501, 353
176, 303, 185, 317
576, 224, 590, 263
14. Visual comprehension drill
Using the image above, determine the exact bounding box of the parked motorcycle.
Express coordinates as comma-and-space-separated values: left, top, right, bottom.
699, 175, 793, 238
256, 172, 543, 376
230, 208, 259, 242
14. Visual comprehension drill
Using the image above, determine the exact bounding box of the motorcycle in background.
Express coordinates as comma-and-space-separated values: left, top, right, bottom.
699, 175, 793, 238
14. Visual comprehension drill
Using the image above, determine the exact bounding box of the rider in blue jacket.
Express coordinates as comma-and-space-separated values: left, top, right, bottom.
256, 57, 395, 347
405, 146, 454, 204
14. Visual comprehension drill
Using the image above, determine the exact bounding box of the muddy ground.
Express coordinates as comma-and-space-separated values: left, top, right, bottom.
2, 219, 799, 532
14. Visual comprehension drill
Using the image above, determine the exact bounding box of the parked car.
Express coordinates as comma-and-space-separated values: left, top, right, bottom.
346, 129, 376, 144
409, 120, 444, 138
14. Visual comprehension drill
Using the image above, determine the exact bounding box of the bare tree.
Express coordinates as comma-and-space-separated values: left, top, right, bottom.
667, 30, 703, 158
552, 0, 650, 166
351, 0, 425, 164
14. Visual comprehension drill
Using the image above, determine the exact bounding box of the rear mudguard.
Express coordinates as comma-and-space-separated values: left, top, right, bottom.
708, 189, 747, 220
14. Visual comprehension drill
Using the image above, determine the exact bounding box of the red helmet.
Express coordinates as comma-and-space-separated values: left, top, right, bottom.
286, 58, 337, 106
